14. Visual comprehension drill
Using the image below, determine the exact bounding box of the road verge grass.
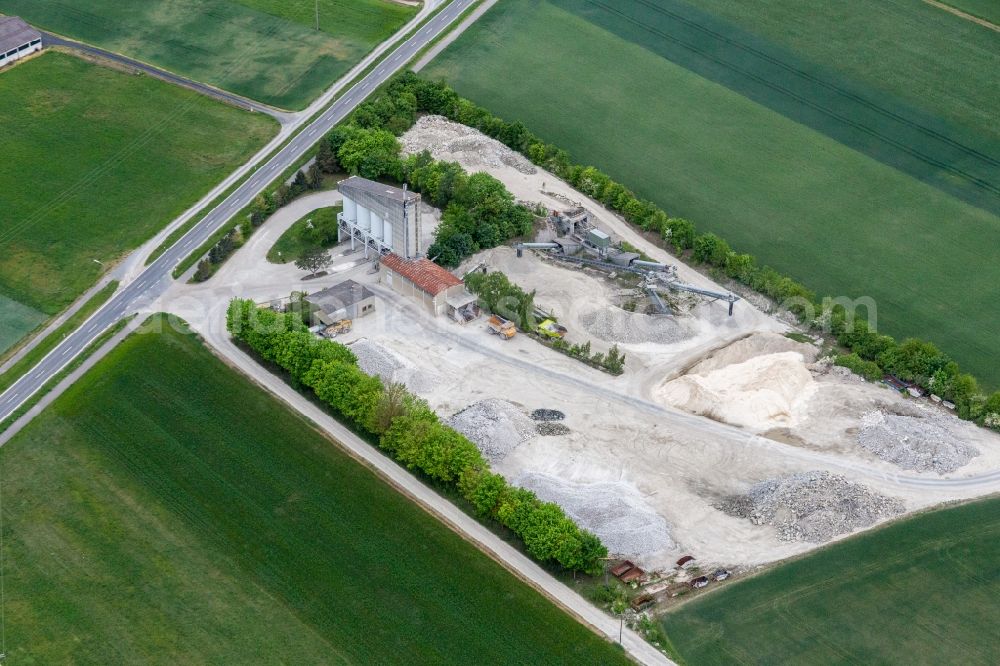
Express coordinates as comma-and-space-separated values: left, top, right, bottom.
0, 281, 118, 395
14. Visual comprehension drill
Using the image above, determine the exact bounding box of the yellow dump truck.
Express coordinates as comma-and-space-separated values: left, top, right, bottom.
536, 319, 568, 339
487, 315, 516, 340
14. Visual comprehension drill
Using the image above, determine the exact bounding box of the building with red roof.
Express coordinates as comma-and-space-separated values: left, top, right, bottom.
378, 253, 478, 320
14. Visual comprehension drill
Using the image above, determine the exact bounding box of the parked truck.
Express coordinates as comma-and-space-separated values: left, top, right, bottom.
536, 319, 568, 339
487, 315, 516, 340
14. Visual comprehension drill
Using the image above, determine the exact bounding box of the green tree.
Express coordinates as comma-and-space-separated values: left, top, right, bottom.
295, 247, 332, 277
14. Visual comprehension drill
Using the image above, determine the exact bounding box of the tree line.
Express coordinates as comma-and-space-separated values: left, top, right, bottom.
227, 298, 608, 574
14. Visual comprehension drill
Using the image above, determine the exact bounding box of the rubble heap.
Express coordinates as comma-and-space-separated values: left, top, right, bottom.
858, 410, 979, 474
719, 471, 904, 542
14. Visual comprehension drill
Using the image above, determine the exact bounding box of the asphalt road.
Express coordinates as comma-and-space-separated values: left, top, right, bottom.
41, 32, 294, 122
0, 0, 478, 423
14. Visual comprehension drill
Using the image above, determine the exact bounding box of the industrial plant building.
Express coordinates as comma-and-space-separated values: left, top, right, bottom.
0, 17, 41, 68
379, 253, 478, 320
307, 279, 376, 324
337, 176, 422, 259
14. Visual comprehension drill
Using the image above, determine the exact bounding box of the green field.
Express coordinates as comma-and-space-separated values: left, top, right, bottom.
662, 497, 1000, 664
0, 52, 275, 320
0, 294, 46, 357
424, 0, 1000, 386
937, 0, 1000, 24
0, 315, 629, 664
0, 0, 417, 108
268, 205, 342, 263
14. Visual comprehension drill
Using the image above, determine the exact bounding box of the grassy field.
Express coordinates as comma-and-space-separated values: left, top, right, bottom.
0, 315, 629, 664
0, 51, 275, 320
267, 205, 342, 263
423, 0, 1000, 386
0, 295, 46, 358
662, 497, 1000, 664
937, 0, 1000, 24
0, 0, 417, 109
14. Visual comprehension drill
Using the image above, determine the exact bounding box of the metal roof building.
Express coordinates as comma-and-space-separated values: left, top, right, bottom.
337, 176, 422, 259
307, 279, 376, 325
0, 17, 42, 69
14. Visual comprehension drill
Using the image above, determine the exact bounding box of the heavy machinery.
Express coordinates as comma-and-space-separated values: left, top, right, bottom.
536, 318, 568, 339
322, 319, 352, 336
514, 240, 740, 316
487, 314, 516, 340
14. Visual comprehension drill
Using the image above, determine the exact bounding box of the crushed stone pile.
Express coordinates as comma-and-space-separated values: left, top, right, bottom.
447, 399, 536, 463
531, 408, 565, 421
858, 410, 979, 473
580, 307, 695, 345
657, 352, 816, 430
516, 472, 675, 558
349, 338, 437, 394
401, 115, 537, 174
719, 471, 904, 542
537, 422, 570, 436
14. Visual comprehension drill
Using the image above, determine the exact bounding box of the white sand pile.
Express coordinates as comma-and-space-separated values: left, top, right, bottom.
349, 338, 438, 394
858, 410, 980, 473
516, 472, 675, 559
447, 399, 536, 463
579, 307, 695, 345
401, 115, 537, 174
719, 471, 905, 542
689, 332, 817, 375
657, 352, 817, 430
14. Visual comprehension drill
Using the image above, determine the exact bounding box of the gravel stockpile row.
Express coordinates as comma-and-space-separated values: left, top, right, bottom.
531, 409, 565, 421
447, 399, 536, 463
719, 471, 904, 542
858, 410, 980, 473
401, 115, 537, 174
349, 338, 437, 394
516, 472, 675, 559
580, 307, 694, 345
536, 422, 570, 436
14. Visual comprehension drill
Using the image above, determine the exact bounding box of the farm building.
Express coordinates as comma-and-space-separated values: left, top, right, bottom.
379, 253, 477, 320
337, 176, 422, 258
307, 279, 376, 325
0, 16, 41, 69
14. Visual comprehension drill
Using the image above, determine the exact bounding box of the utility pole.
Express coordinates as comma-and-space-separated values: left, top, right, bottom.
315, 0, 320, 30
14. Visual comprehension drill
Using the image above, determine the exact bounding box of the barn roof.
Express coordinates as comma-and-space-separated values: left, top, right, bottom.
0, 17, 40, 53
381, 253, 461, 296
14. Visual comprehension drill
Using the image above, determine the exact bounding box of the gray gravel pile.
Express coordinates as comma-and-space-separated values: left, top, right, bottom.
349, 339, 437, 394
858, 410, 979, 473
516, 472, 675, 558
531, 409, 565, 421
537, 422, 570, 436
719, 471, 904, 542
401, 115, 537, 174
447, 399, 536, 463
580, 307, 695, 345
